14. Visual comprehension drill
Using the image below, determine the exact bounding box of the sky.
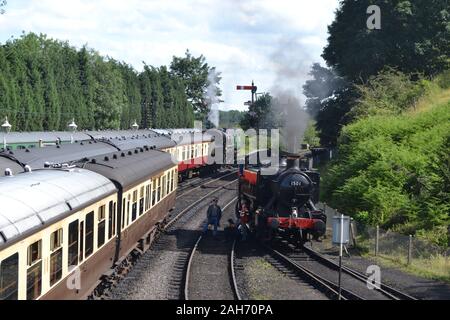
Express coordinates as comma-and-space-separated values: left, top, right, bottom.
0, 0, 340, 111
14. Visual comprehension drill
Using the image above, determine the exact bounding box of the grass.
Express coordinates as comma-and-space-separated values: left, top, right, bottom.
410, 85, 450, 114
355, 236, 450, 283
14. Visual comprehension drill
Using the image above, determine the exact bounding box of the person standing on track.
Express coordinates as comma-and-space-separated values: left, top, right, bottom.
203, 198, 222, 237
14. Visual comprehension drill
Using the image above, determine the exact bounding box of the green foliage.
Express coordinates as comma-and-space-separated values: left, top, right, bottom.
348, 69, 432, 120
219, 110, 244, 128
0, 33, 195, 130
0, 0, 6, 14
315, 87, 358, 146
170, 50, 221, 120
302, 120, 321, 146
322, 101, 450, 245
303, 63, 346, 117
240, 93, 281, 131
323, 0, 450, 81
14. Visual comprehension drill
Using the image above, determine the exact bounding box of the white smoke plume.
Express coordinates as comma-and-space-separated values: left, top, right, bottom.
205, 68, 221, 128
269, 37, 313, 153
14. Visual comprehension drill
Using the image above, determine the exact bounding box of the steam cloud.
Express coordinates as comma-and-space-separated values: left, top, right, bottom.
269, 37, 313, 153
272, 90, 309, 154
205, 69, 221, 128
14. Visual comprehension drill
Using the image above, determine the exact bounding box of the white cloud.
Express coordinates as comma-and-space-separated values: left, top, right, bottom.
0, 0, 340, 111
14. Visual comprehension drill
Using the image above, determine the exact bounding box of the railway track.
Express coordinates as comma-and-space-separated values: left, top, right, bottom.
97, 174, 238, 300
301, 245, 417, 300
262, 240, 417, 300
176, 170, 236, 198
184, 198, 241, 300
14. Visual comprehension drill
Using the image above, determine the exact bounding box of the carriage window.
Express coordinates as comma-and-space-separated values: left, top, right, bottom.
113, 203, 117, 236
157, 177, 161, 202
68, 220, 79, 267
108, 201, 117, 239
132, 202, 137, 222
152, 180, 157, 206
161, 176, 166, 198
50, 229, 63, 286
108, 201, 113, 239
127, 196, 131, 225
145, 184, 150, 210
0, 253, 19, 300
79, 221, 84, 263
98, 205, 106, 248
139, 186, 144, 216
167, 173, 171, 194
27, 240, 42, 300
139, 198, 144, 216
85, 212, 94, 257
27, 240, 41, 266
122, 198, 126, 229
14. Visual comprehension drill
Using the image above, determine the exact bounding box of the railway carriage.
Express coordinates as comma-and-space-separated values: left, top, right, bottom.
0, 147, 178, 300
0, 168, 117, 300
77, 148, 178, 262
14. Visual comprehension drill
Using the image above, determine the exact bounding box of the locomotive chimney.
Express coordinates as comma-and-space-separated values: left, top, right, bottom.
285, 152, 300, 170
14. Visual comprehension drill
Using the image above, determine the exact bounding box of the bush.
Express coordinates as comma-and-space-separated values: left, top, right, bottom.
347, 69, 431, 120
322, 101, 450, 244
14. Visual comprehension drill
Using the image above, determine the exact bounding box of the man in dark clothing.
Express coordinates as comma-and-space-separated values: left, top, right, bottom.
203, 198, 222, 236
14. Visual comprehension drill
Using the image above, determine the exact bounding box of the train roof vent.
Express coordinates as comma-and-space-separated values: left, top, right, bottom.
91, 159, 97, 164
44, 162, 50, 168
25, 148, 30, 153
80, 142, 84, 145
121, 152, 125, 157
4, 168, 13, 176
24, 165, 32, 173
113, 154, 118, 159
104, 156, 109, 161
128, 151, 132, 156
134, 149, 139, 154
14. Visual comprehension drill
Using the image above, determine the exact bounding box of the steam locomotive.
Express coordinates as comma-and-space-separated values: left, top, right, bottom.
237, 150, 327, 246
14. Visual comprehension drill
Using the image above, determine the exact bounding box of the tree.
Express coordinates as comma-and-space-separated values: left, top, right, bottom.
170, 50, 221, 119
323, 0, 450, 82
0, 32, 196, 131
0, 0, 6, 14
240, 93, 280, 131
303, 63, 346, 117
315, 87, 357, 147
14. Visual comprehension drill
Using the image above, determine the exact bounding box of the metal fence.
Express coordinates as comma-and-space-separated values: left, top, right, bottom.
319, 203, 450, 270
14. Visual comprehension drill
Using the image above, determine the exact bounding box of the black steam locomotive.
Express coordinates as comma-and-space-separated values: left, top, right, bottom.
237, 151, 327, 245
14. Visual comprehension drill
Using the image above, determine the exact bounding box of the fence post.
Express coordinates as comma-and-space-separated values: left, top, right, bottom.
407, 235, 412, 265
375, 225, 379, 256
350, 218, 357, 247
